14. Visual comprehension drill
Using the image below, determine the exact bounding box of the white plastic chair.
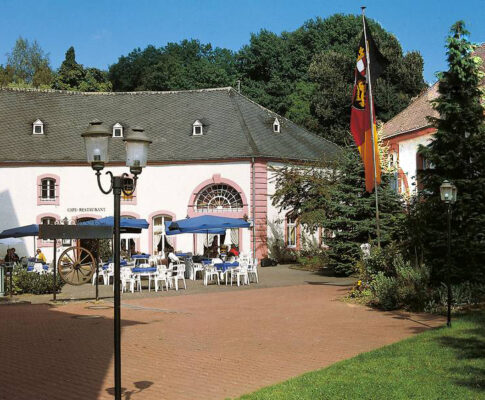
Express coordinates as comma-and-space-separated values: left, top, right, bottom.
204, 265, 220, 286
92, 266, 106, 285
33, 263, 45, 274
171, 263, 186, 291
235, 265, 249, 286
192, 262, 204, 280
154, 266, 169, 292
105, 263, 115, 285
247, 258, 259, 283
120, 268, 140, 293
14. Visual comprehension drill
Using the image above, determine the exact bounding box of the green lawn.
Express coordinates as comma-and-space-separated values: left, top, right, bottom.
238, 312, 485, 400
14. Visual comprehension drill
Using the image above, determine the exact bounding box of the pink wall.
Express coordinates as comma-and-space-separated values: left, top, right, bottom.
250, 160, 268, 260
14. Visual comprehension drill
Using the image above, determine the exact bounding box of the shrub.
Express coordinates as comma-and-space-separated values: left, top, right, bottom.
371, 272, 399, 310
394, 257, 431, 311
297, 254, 327, 271
267, 220, 297, 264
13, 269, 65, 295
362, 247, 433, 311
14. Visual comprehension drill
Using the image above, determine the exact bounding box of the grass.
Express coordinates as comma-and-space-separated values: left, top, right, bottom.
237, 311, 485, 400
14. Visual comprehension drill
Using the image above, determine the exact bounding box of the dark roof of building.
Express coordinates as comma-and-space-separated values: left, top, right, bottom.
382, 43, 485, 139
0, 86, 339, 163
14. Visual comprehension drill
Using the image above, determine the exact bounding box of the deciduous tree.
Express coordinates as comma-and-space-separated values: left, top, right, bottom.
5, 36, 53, 87
271, 146, 405, 276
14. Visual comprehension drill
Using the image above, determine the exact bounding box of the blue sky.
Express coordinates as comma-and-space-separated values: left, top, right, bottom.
1, 0, 484, 83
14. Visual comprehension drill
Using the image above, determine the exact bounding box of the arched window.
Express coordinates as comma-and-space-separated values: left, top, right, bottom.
195, 184, 243, 213
152, 215, 173, 254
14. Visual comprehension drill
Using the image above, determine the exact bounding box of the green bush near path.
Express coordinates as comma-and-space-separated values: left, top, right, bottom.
237, 312, 485, 400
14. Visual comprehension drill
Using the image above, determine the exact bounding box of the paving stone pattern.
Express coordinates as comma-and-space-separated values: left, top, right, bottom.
0, 266, 444, 400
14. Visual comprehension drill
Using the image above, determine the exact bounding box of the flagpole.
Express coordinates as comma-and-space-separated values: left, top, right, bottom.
361, 6, 381, 247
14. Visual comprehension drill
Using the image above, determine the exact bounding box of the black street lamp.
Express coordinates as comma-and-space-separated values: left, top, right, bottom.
440, 180, 457, 328
82, 120, 151, 400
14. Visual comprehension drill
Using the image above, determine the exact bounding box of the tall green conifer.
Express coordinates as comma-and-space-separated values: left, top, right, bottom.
417, 21, 485, 283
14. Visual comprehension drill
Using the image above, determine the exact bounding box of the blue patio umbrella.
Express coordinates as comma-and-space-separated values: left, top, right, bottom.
167, 215, 250, 233
164, 221, 226, 236
165, 216, 249, 256
78, 217, 149, 232
0, 224, 39, 238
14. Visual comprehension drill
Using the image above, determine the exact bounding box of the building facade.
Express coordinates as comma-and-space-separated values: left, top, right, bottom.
382, 43, 485, 195
0, 87, 338, 262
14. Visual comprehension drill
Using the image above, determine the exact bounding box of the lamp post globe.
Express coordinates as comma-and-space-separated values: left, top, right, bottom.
440, 180, 457, 204
123, 126, 152, 176
440, 180, 452, 203
81, 120, 111, 171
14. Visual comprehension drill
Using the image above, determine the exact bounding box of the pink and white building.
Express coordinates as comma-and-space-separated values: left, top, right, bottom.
0, 87, 338, 261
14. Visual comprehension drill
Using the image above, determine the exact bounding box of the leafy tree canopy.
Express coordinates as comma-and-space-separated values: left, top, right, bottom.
108, 40, 237, 91
3, 36, 53, 87
108, 14, 425, 145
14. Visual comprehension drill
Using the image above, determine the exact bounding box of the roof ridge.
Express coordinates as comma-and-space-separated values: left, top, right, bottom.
231, 89, 340, 149
0, 86, 233, 96
228, 89, 261, 156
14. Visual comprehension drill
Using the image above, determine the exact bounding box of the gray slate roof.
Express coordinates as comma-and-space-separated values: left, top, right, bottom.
0, 87, 339, 163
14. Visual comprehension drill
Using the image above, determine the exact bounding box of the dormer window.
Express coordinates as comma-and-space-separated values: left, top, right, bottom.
273, 118, 280, 133
113, 123, 123, 138
33, 119, 44, 135
192, 120, 203, 136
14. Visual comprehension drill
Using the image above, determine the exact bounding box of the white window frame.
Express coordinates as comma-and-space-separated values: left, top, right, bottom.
40, 178, 56, 201
273, 118, 281, 133
152, 215, 173, 254
113, 123, 123, 138
286, 216, 297, 248
33, 119, 44, 135
192, 120, 203, 136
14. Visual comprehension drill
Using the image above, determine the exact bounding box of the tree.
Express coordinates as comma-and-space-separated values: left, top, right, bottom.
306, 15, 426, 145
109, 40, 237, 91
271, 146, 405, 276
416, 21, 485, 284
236, 15, 426, 144
53, 46, 111, 92
5, 36, 53, 87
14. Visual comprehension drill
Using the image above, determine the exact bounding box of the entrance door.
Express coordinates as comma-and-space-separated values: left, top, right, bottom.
76, 217, 99, 261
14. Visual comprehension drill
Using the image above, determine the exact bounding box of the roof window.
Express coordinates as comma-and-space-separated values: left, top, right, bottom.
273, 118, 281, 133
113, 123, 123, 138
192, 120, 203, 136
33, 119, 44, 135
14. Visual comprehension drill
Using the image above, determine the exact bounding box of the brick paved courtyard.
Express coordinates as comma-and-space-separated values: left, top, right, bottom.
0, 266, 444, 400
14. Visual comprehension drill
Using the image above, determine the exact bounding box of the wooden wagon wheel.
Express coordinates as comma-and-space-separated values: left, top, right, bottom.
57, 246, 95, 285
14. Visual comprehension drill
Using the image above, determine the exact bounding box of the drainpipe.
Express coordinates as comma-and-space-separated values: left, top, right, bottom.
251, 157, 256, 260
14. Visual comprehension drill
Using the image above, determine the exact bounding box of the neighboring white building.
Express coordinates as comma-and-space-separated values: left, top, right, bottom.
382, 43, 485, 195
0, 87, 339, 262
